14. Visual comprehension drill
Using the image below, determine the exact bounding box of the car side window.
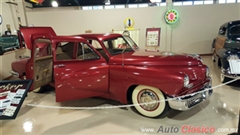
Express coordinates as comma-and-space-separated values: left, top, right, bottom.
56, 42, 75, 61
76, 42, 100, 60
88, 39, 102, 49
34, 38, 52, 58
86, 39, 110, 62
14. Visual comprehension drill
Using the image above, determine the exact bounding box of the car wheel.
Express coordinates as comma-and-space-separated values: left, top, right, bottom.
22, 75, 48, 93
132, 85, 169, 118
33, 86, 46, 93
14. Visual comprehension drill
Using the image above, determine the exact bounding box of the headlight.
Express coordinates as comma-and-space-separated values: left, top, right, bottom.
206, 66, 210, 77
184, 75, 190, 87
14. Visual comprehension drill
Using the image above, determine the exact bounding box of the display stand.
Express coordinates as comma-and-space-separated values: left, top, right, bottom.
145, 27, 161, 51
228, 110, 240, 135
0, 79, 33, 120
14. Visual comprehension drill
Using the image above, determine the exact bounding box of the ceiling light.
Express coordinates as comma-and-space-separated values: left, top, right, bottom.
52, 1, 58, 7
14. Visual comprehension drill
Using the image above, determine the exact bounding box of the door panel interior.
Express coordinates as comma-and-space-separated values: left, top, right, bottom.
33, 56, 53, 89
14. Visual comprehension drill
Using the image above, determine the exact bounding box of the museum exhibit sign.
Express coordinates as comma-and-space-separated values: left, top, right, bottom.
0, 80, 33, 120
145, 28, 161, 50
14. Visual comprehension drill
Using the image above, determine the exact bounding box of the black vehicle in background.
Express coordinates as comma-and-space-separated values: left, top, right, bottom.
212, 20, 240, 83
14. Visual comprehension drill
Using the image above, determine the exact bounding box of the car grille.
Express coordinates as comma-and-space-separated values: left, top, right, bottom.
185, 93, 204, 108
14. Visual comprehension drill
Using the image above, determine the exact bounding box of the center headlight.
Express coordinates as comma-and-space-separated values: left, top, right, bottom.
184, 75, 190, 87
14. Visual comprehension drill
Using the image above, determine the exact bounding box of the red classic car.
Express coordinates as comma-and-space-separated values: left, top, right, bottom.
11, 27, 212, 118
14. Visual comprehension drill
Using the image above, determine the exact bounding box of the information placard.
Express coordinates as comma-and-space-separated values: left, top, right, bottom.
0, 80, 32, 120
146, 28, 161, 47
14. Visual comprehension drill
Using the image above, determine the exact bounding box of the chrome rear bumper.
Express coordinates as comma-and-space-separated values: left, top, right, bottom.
167, 79, 212, 111
10, 70, 19, 78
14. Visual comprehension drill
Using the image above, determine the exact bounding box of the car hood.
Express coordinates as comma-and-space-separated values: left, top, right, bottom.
109, 50, 202, 66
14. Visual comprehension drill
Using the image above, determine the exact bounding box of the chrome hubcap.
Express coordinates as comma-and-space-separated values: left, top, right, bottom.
138, 89, 159, 111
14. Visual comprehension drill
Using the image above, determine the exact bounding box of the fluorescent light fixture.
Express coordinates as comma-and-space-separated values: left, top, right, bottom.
194, 1, 203, 5
105, 5, 114, 9
115, 5, 125, 9
93, 6, 103, 10
160, 3, 166, 6
204, 1, 213, 4
173, 2, 182, 6
183, 1, 192, 5
226, 0, 236, 3
218, 0, 226, 3
52, 1, 58, 7
128, 4, 138, 8
82, 6, 92, 10
138, 4, 148, 7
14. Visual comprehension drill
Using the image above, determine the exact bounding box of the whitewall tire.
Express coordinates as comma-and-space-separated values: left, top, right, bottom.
132, 85, 169, 118
33, 87, 44, 93
22, 75, 46, 93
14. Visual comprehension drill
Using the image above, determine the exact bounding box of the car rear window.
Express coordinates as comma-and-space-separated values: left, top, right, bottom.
230, 25, 240, 35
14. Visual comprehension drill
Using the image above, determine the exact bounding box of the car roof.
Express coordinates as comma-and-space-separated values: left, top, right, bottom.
51, 35, 87, 42
78, 33, 123, 41
221, 20, 240, 28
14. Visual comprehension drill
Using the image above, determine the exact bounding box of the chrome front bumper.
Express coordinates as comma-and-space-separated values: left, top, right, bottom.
167, 79, 212, 111
221, 68, 239, 79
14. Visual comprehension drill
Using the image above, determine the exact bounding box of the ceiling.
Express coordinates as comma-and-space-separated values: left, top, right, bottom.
26, 0, 159, 8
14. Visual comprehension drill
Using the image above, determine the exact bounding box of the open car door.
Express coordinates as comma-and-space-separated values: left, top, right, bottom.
20, 27, 56, 91
52, 38, 109, 102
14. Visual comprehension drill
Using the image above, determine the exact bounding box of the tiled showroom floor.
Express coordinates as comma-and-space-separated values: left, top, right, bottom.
1, 56, 240, 135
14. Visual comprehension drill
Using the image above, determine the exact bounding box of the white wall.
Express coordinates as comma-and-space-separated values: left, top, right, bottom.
26, 3, 240, 54
27, 6, 169, 51
171, 3, 240, 54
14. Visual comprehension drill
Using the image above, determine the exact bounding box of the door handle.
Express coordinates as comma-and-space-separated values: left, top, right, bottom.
56, 64, 65, 68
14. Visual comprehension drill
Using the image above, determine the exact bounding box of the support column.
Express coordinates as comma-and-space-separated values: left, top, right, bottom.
6, 0, 29, 33
16, 0, 29, 26
165, 0, 173, 52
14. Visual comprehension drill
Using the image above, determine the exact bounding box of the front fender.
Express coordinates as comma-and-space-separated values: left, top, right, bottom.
109, 65, 185, 104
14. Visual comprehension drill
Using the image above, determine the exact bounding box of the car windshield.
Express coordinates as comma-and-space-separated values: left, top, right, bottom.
230, 25, 240, 35
103, 36, 139, 55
